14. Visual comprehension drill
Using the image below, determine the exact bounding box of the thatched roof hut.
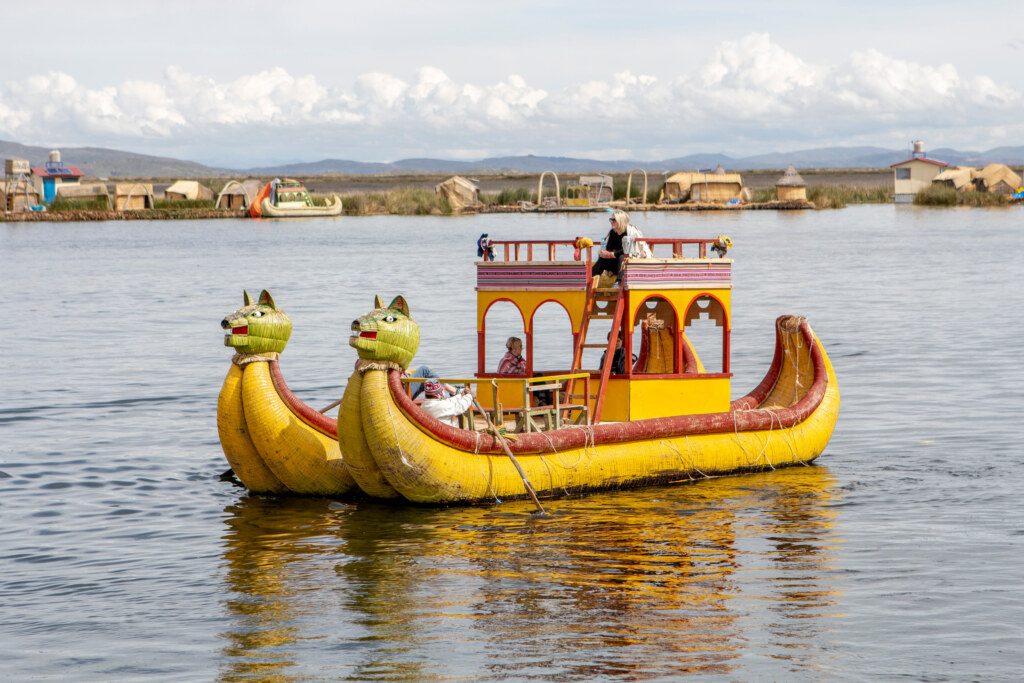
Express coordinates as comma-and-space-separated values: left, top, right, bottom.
973, 164, 1022, 194
435, 176, 481, 212
55, 182, 112, 208
933, 166, 976, 191
216, 179, 263, 210
660, 172, 701, 203
774, 166, 807, 201
114, 183, 154, 211
164, 180, 214, 202
2, 178, 42, 211
688, 166, 745, 203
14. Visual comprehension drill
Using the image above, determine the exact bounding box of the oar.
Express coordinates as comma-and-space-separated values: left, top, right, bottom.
319, 397, 342, 414
471, 396, 547, 516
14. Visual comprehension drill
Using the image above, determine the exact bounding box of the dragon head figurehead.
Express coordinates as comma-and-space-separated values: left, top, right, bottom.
221, 290, 292, 355
349, 295, 420, 370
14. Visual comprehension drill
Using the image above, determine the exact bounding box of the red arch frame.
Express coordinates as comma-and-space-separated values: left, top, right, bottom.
479, 298, 527, 375
629, 293, 682, 376
681, 292, 731, 374
528, 299, 574, 376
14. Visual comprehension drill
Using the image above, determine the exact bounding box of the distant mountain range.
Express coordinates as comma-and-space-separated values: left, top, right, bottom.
3, 138, 1022, 178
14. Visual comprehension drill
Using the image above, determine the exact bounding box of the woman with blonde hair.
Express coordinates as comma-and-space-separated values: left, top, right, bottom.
592, 210, 644, 278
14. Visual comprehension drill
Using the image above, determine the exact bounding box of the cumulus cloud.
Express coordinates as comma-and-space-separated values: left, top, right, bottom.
0, 33, 1019, 163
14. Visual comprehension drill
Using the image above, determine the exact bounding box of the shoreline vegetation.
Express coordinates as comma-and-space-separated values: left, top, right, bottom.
3, 170, 1018, 221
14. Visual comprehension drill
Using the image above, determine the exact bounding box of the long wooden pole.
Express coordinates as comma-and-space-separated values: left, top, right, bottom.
472, 396, 547, 515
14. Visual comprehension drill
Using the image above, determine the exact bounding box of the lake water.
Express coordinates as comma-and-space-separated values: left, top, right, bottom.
2, 206, 1023, 680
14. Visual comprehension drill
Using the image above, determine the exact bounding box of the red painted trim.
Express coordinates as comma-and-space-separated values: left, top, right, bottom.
269, 360, 338, 438
387, 319, 827, 455
890, 157, 948, 168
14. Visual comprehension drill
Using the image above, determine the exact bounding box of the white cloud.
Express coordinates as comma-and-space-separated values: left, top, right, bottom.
0, 33, 1019, 164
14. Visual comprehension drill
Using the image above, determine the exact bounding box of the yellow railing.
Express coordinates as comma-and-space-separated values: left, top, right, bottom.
400, 372, 592, 432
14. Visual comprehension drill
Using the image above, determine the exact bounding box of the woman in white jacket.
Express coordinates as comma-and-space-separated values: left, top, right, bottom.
591, 210, 646, 278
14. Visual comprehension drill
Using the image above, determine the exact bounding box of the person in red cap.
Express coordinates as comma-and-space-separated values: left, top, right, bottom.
420, 379, 474, 427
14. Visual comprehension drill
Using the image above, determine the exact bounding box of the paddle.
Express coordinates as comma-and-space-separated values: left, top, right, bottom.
471, 396, 547, 516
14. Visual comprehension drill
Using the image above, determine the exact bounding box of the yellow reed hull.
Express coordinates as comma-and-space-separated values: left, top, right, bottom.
338, 371, 400, 498
216, 363, 288, 494
358, 332, 839, 504
240, 361, 355, 496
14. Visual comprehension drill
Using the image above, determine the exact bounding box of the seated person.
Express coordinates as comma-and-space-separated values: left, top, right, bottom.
420, 379, 474, 428
591, 210, 644, 279
497, 336, 527, 375
599, 330, 637, 375
403, 365, 455, 400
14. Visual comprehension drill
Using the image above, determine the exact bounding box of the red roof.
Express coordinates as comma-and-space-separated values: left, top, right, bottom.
30, 166, 84, 178
890, 157, 948, 169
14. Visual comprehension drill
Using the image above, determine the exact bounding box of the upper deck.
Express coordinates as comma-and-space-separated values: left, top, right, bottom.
476, 238, 732, 291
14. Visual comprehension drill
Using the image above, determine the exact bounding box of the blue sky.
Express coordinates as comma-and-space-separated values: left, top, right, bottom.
2, 1, 1021, 166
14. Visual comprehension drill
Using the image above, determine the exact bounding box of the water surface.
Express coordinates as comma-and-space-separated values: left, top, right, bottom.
2, 206, 1023, 680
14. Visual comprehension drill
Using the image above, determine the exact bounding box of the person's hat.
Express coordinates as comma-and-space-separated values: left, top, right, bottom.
423, 379, 443, 397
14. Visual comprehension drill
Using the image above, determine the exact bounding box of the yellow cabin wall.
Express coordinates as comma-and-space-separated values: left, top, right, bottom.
478, 289, 587, 333
599, 379, 631, 422
628, 288, 731, 328
628, 377, 731, 420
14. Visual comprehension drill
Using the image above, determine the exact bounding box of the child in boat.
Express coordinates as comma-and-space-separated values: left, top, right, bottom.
497, 336, 527, 375
420, 379, 474, 427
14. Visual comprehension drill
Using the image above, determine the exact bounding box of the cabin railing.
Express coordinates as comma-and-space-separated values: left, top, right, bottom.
486, 237, 721, 262
400, 372, 592, 432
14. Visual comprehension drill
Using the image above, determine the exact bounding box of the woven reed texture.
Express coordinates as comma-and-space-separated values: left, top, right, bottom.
338, 370, 400, 498
357, 336, 840, 503
241, 361, 355, 495
216, 363, 288, 494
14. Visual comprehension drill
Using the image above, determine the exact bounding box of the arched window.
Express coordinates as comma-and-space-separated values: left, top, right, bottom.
530, 301, 574, 374
631, 296, 677, 374
683, 295, 729, 373
482, 300, 526, 375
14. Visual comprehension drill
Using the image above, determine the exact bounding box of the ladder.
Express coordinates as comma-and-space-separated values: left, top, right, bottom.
566, 278, 625, 424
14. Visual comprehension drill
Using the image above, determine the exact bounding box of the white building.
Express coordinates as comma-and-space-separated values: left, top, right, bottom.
891, 141, 948, 203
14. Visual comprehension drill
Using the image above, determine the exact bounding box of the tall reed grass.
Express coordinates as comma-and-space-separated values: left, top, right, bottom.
913, 185, 1010, 207
807, 185, 891, 209
343, 188, 450, 215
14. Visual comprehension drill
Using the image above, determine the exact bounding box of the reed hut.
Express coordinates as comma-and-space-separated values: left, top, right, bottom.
933, 166, 976, 191
688, 166, 745, 203
435, 176, 481, 212
1, 179, 42, 211
216, 179, 263, 210
164, 180, 214, 202
114, 183, 154, 211
660, 172, 701, 203
774, 166, 807, 201
973, 164, 1022, 195
55, 182, 112, 209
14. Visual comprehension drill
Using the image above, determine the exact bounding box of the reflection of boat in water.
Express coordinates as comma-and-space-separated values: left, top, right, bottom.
248, 178, 342, 218
218, 466, 841, 678
341, 235, 839, 503
216, 289, 354, 495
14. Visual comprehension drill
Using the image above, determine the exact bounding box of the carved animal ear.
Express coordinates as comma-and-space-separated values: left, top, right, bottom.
389, 295, 410, 317
243, 290, 253, 306
374, 294, 385, 309
258, 290, 277, 309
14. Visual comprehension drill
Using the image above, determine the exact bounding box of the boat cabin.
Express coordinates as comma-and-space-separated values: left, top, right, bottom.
271, 179, 314, 208
461, 236, 733, 429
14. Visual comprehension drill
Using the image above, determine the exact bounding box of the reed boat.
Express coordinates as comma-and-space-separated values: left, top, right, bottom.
217, 290, 354, 496
342, 234, 839, 504
249, 178, 342, 218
